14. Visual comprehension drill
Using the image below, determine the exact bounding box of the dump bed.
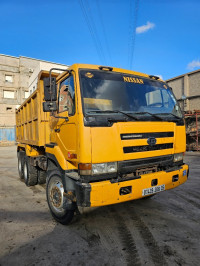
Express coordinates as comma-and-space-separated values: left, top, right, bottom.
16, 71, 58, 147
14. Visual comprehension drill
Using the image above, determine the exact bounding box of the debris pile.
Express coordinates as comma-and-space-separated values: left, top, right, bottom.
185, 111, 200, 151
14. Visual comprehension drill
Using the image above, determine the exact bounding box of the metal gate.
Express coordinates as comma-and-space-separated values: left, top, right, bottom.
0, 127, 15, 142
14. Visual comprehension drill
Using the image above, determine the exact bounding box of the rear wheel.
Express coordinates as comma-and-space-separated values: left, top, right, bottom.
38, 169, 46, 184
46, 174, 74, 225
23, 156, 38, 186
18, 151, 25, 179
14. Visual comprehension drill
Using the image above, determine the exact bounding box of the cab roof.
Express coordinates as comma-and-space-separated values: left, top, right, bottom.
68, 64, 163, 82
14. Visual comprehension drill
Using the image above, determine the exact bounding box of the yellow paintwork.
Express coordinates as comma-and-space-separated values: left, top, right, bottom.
16, 71, 59, 148
174, 125, 186, 152
49, 71, 80, 168
17, 143, 41, 156
90, 122, 185, 163
90, 164, 188, 207
46, 145, 77, 170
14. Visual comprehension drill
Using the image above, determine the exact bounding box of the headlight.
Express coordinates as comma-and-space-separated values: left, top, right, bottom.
174, 153, 183, 162
92, 162, 117, 175
79, 162, 118, 175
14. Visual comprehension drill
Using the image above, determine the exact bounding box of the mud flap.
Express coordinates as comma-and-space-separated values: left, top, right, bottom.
75, 182, 91, 207
63, 196, 77, 210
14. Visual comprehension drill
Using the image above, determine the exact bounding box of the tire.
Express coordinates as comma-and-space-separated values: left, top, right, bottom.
46, 174, 74, 225
38, 169, 46, 184
18, 151, 25, 179
23, 156, 38, 186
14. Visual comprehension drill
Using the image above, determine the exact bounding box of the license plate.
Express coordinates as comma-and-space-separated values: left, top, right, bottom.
142, 184, 165, 196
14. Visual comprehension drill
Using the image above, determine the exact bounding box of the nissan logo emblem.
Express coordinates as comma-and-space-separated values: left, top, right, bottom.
147, 137, 157, 146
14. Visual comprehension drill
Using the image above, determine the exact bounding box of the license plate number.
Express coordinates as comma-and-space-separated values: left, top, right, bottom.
142, 184, 165, 196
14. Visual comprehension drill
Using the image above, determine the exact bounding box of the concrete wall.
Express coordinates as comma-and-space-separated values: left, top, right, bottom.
0, 104, 16, 126
189, 72, 200, 97
166, 69, 200, 112
0, 54, 38, 128
0, 55, 20, 127
167, 77, 184, 100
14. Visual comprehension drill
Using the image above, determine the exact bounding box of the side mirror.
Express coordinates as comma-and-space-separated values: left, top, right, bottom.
43, 102, 57, 112
43, 77, 57, 101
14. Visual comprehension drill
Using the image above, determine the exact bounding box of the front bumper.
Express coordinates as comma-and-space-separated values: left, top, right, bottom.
75, 164, 189, 207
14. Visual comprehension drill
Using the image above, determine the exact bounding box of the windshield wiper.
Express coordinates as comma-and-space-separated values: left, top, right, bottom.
134, 112, 164, 121
87, 110, 139, 120
157, 113, 182, 120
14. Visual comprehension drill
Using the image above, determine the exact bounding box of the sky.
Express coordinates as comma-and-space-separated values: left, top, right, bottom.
0, 0, 200, 80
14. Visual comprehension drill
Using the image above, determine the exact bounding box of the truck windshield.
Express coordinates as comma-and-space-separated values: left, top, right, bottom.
79, 69, 182, 119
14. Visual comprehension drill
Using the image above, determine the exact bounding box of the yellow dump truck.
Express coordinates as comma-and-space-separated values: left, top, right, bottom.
16, 64, 189, 224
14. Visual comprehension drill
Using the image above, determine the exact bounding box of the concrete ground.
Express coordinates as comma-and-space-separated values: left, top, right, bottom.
0, 146, 200, 266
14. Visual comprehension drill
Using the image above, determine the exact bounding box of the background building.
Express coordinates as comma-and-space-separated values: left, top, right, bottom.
166, 69, 200, 112
0, 54, 67, 143
166, 70, 200, 151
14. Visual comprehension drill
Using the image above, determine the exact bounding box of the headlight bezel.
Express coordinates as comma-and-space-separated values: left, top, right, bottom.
173, 153, 184, 162
92, 162, 117, 175
79, 162, 118, 176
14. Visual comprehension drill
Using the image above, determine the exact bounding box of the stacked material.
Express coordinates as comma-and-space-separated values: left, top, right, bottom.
185, 111, 200, 151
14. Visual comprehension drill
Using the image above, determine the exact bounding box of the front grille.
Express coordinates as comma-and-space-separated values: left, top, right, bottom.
118, 155, 173, 174
123, 143, 173, 153
121, 132, 174, 140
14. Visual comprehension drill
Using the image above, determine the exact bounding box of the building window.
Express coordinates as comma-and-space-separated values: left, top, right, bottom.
5, 75, 13, 83
3, 90, 15, 99
24, 91, 29, 98
6, 107, 13, 112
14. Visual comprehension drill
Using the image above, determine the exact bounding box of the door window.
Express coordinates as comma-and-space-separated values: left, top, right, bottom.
58, 76, 75, 115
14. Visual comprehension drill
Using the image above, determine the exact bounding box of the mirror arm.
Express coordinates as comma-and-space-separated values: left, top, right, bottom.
48, 67, 71, 116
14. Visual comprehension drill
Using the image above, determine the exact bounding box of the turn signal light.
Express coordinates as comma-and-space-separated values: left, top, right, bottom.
78, 163, 92, 175
78, 163, 92, 170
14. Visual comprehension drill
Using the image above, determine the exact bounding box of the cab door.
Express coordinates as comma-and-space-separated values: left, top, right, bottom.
55, 73, 78, 161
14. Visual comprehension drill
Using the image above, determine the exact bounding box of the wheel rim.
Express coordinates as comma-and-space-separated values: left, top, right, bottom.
24, 162, 28, 183
49, 179, 64, 213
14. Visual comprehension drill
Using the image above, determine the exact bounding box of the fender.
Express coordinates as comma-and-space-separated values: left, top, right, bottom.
46, 152, 77, 194
17, 144, 41, 157
45, 144, 76, 170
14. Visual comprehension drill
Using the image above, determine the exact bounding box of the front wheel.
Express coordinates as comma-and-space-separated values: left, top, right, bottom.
46, 174, 74, 225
